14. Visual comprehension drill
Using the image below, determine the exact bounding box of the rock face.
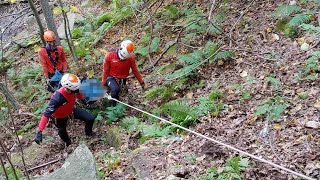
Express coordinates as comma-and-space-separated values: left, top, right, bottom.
36, 144, 98, 180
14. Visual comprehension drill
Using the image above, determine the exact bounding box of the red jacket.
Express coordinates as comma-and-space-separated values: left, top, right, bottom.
39, 46, 68, 78
102, 50, 143, 85
38, 87, 85, 131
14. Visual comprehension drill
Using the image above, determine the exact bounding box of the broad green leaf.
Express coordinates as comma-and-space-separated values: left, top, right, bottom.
150, 37, 160, 53
135, 46, 149, 56
255, 103, 270, 116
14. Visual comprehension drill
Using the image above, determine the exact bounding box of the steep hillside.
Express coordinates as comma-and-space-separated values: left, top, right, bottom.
0, 0, 320, 179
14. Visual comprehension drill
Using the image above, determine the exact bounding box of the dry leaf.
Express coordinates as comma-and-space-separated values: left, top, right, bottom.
218, 59, 224, 66
271, 34, 280, 41
300, 42, 309, 51
297, 37, 305, 45
87, 69, 94, 78
240, 71, 248, 77
313, 101, 320, 108
186, 91, 193, 99
273, 124, 281, 129
266, 27, 272, 33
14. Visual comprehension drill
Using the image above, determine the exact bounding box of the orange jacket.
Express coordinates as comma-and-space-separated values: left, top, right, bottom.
39, 46, 68, 78
102, 50, 143, 85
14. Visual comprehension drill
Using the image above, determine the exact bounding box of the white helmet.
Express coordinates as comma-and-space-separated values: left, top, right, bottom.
118, 40, 135, 60
60, 73, 81, 91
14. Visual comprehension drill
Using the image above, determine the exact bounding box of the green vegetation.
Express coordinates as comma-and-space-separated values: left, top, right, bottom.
196, 156, 250, 180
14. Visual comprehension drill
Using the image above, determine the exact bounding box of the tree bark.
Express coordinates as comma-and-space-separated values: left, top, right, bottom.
27, 0, 46, 45
39, 0, 60, 45
0, 82, 20, 110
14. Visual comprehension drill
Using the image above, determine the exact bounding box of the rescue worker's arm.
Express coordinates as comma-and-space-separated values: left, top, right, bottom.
38, 92, 66, 131
39, 48, 49, 79
129, 57, 144, 85
102, 53, 111, 85
60, 47, 68, 73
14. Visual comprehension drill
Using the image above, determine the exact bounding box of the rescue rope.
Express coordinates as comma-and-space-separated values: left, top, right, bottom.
105, 95, 315, 180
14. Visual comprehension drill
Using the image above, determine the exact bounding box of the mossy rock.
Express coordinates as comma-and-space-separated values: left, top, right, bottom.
11, 143, 48, 165
276, 18, 299, 39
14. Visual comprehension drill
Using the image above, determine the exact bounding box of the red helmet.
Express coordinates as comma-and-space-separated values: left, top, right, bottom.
118, 40, 134, 60
43, 30, 56, 42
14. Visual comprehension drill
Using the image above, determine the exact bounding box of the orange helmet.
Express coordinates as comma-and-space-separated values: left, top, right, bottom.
118, 40, 135, 60
43, 30, 56, 42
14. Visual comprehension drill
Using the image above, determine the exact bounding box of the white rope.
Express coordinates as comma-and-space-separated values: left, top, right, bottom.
106, 95, 314, 180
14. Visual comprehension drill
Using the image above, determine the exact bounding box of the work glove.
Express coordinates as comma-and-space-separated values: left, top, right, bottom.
46, 79, 50, 85
34, 131, 42, 144
140, 82, 146, 90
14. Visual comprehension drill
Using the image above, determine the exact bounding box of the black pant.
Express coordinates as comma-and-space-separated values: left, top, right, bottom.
106, 77, 126, 105
54, 107, 95, 143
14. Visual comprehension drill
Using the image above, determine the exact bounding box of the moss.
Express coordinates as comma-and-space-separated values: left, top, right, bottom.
276, 18, 299, 39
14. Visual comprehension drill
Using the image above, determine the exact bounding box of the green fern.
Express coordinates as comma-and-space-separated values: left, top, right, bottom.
144, 85, 174, 102
120, 116, 141, 132
289, 14, 310, 26
273, 4, 301, 18
300, 24, 320, 34
161, 100, 198, 128
211, 51, 234, 63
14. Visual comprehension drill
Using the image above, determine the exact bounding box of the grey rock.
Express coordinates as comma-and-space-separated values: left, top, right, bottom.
305, 121, 320, 129
36, 144, 98, 180
57, 13, 84, 39
12, 29, 39, 48
166, 174, 182, 180
0, 175, 5, 180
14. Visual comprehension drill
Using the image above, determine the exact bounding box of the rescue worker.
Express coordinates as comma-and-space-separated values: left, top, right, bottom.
101, 40, 145, 105
39, 30, 68, 92
34, 73, 95, 147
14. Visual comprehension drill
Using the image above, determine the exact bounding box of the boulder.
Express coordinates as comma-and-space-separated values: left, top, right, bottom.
36, 144, 98, 180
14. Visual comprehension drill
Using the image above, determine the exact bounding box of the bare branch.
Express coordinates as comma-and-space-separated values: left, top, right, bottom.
25, 158, 60, 172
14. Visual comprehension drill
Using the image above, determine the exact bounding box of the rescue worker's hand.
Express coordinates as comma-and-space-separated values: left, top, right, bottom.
34, 130, 42, 144
140, 82, 146, 90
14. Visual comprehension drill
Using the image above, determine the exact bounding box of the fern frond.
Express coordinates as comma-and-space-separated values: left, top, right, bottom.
161, 100, 198, 127
300, 24, 320, 34
178, 50, 204, 65
166, 63, 200, 80
289, 14, 310, 26
273, 4, 301, 18
211, 51, 234, 63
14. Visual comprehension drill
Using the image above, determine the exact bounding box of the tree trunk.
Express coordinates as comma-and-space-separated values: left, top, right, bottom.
0, 82, 20, 110
39, 0, 60, 45
27, 0, 46, 45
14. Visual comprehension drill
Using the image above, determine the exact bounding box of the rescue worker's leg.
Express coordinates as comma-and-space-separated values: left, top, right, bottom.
54, 118, 71, 146
106, 77, 120, 106
73, 107, 95, 136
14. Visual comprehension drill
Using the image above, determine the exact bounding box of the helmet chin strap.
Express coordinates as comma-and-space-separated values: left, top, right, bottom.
45, 42, 57, 51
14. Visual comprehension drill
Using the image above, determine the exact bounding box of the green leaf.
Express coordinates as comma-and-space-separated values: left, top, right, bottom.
53, 7, 62, 15
135, 46, 149, 56
273, 4, 301, 18
255, 103, 270, 116
150, 37, 160, 53
289, 14, 310, 26
270, 104, 287, 120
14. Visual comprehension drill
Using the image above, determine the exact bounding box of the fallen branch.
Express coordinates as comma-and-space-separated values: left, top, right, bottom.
228, 0, 255, 37
208, 0, 216, 22
25, 159, 60, 172
15, 112, 36, 118
144, 28, 183, 72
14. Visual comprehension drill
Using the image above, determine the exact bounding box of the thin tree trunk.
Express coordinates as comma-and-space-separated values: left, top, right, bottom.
27, 0, 45, 45
0, 153, 9, 180
57, 0, 78, 62
39, 0, 60, 45
4, 76, 30, 180
0, 140, 18, 180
